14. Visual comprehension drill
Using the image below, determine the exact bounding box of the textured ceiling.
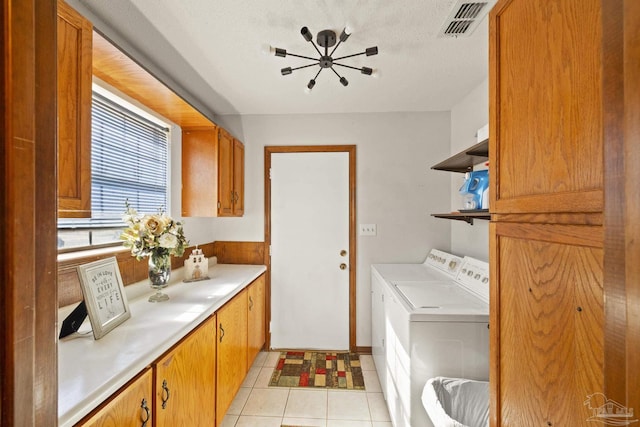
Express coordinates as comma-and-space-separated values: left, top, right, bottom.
73, 0, 491, 116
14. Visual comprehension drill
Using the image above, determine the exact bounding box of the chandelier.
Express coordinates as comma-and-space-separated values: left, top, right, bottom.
273, 26, 378, 90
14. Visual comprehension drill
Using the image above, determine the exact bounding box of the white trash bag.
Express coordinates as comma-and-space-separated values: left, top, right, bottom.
422, 376, 490, 427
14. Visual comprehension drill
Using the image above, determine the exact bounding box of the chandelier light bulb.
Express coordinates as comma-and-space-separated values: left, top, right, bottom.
339, 28, 351, 42
261, 44, 274, 55
344, 22, 355, 35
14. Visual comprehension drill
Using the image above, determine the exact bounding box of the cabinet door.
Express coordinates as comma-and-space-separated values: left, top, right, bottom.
78, 368, 153, 427
489, 0, 603, 215
216, 289, 248, 425
232, 138, 245, 216
181, 127, 218, 217
57, 0, 92, 218
247, 275, 265, 369
491, 223, 603, 426
217, 128, 234, 216
155, 315, 216, 427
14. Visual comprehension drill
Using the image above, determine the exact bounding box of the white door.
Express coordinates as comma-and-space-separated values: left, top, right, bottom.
270, 151, 350, 350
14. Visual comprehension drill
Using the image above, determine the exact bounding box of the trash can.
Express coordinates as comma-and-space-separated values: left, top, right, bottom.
422, 376, 489, 427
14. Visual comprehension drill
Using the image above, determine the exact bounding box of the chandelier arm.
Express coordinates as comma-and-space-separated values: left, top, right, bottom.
333, 63, 366, 72
332, 51, 366, 61
329, 40, 343, 57
309, 40, 323, 57
313, 68, 323, 80
330, 67, 344, 79
286, 52, 320, 62
290, 63, 321, 72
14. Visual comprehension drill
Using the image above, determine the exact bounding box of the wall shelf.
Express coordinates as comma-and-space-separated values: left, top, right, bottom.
431, 210, 490, 225
431, 139, 488, 173
430, 136, 490, 225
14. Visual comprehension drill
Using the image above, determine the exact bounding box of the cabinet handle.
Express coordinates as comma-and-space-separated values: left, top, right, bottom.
230, 191, 235, 204
161, 379, 170, 409
249, 296, 253, 311
234, 191, 239, 203
140, 398, 150, 426
219, 324, 225, 342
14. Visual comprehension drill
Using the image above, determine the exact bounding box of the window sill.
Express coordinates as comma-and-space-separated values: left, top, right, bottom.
57, 245, 129, 264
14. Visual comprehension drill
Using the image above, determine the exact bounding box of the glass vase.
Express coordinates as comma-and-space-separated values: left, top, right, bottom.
148, 252, 171, 302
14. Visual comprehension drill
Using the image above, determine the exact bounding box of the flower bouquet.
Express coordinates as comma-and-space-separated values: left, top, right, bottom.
121, 202, 188, 302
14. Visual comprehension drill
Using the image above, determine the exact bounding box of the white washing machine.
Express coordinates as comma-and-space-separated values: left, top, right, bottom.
371, 250, 489, 427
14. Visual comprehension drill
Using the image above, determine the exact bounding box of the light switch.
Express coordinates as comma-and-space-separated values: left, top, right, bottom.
359, 224, 377, 236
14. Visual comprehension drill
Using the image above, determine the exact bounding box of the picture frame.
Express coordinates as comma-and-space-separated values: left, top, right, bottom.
77, 257, 131, 340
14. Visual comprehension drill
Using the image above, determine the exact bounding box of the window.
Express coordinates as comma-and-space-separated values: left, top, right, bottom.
58, 90, 170, 251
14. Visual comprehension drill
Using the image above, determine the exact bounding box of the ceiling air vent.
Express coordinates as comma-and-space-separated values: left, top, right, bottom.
438, 0, 496, 38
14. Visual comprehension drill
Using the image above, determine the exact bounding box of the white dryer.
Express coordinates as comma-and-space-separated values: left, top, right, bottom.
371, 250, 489, 427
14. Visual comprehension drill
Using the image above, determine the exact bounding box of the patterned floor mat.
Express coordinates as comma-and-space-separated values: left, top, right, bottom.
269, 351, 365, 390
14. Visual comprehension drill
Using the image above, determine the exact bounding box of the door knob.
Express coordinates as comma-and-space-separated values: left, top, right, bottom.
340, 250, 347, 257
340, 263, 347, 270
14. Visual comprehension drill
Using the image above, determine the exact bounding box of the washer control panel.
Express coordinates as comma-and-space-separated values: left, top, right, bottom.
423, 249, 464, 278
456, 256, 490, 303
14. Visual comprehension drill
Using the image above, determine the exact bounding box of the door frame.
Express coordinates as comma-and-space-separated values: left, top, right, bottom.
264, 145, 357, 352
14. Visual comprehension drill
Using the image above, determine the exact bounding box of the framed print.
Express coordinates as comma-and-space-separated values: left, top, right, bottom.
77, 257, 131, 339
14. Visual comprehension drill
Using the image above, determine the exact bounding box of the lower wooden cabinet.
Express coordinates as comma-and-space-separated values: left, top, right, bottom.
75, 273, 266, 426
154, 315, 216, 427
216, 289, 248, 426
77, 368, 153, 427
247, 274, 265, 369
491, 223, 603, 426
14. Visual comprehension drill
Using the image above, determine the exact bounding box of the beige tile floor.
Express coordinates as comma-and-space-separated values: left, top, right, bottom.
220, 351, 392, 427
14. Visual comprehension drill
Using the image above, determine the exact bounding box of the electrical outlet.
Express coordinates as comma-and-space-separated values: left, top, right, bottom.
359, 224, 377, 236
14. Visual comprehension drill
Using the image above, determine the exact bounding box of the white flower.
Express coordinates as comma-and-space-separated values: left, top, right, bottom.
158, 233, 178, 249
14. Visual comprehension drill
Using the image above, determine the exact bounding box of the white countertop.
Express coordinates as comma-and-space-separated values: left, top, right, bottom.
58, 263, 266, 427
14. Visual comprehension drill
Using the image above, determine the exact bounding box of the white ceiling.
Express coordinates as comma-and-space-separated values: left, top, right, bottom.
73, 0, 491, 116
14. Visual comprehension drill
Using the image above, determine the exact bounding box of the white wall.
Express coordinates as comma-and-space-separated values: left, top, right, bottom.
215, 112, 453, 347
449, 79, 490, 261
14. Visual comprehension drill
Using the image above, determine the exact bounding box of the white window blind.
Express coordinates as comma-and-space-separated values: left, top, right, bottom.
90, 92, 169, 224
58, 92, 169, 248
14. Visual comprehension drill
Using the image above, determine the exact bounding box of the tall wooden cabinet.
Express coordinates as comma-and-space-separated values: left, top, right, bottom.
489, 0, 605, 425
216, 289, 248, 426
154, 315, 216, 426
57, 0, 92, 218
181, 126, 244, 217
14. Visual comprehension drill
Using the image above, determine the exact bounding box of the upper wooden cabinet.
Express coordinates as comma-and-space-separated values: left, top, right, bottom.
57, 0, 92, 218
182, 126, 245, 217
232, 137, 245, 216
489, 0, 603, 215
